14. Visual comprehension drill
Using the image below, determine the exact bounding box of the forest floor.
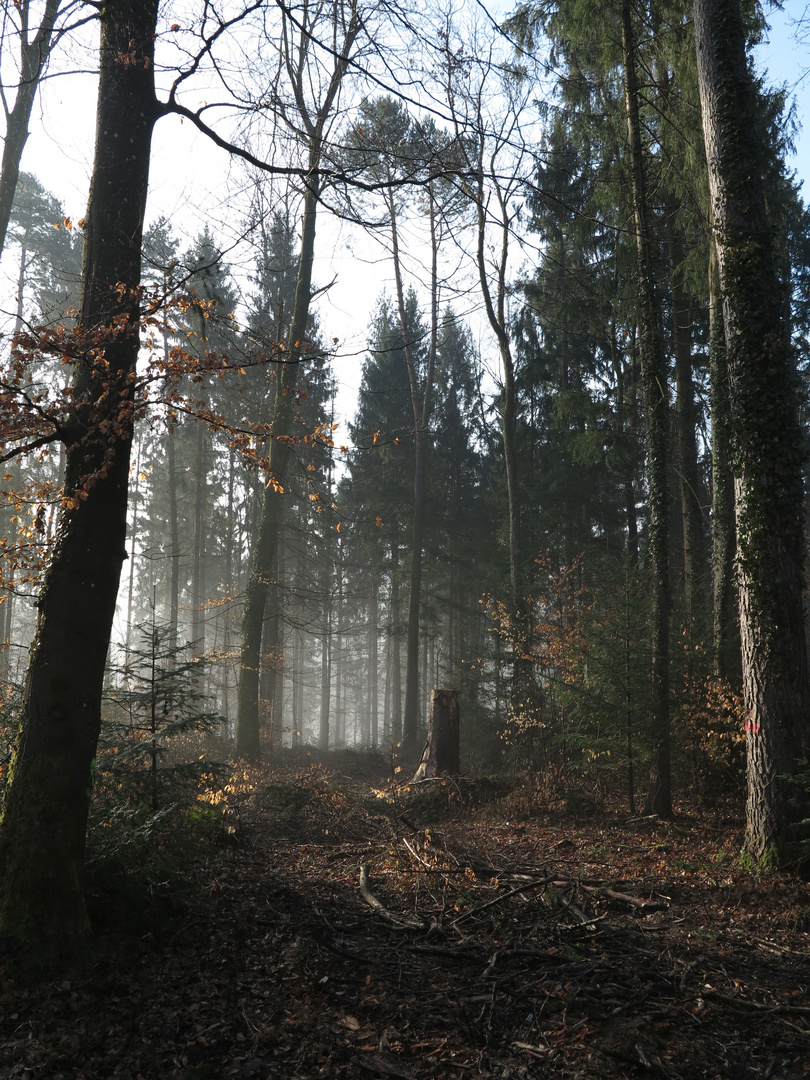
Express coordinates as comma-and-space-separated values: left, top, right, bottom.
2, 749, 810, 1080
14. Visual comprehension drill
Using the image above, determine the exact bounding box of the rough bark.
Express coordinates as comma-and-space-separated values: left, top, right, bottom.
413, 689, 460, 780
694, 0, 810, 860
666, 202, 708, 631
0, 0, 159, 970
621, 0, 672, 818
708, 246, 741, 685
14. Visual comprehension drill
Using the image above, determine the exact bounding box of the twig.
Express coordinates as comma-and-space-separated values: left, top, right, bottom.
450, 875, 557, 927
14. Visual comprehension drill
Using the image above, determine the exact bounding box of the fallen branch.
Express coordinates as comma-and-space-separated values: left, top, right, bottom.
578, 883, 669, 913
358, 864, 427, 930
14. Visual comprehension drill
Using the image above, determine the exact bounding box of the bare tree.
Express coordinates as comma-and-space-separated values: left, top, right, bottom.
235, 0, 365, 760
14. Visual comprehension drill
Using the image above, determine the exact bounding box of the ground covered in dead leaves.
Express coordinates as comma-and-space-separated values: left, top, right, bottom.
2, 751, 810, 1079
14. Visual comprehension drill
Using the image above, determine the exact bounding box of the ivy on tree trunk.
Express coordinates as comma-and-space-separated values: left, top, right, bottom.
694, 0, 810, 861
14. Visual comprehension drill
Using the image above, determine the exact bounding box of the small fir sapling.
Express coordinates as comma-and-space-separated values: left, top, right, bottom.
101, 606, 225, 811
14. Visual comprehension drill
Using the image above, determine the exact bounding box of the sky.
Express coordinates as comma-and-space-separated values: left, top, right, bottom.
7, 0, 810, 437
756, 2, 810, 183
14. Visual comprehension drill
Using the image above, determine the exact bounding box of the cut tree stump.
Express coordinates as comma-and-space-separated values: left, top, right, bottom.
413, 689, 460, 781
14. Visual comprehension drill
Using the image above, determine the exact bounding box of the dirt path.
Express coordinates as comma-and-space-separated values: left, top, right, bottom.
2, 765, 810, 1078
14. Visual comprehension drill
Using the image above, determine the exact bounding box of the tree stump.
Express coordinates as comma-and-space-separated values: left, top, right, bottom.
413, 689, 460, 781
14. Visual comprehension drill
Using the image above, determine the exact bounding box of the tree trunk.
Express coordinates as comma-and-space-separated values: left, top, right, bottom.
389, 183, 438, 758
472, 143, 532, 725
191, 417, 207, 659
236, 178, 319, 759
413, 689, 460, 780
390, 525, 403, 744
621, 0, 672, 818
708, 246, 741, 685
666, 201, 708, 631
166, 417, 180, 656
694, 0, 810, 860
125, 437, 143, 666
369, 573, 379, 748
0, 0, 158, 971
236, 3, 360, 760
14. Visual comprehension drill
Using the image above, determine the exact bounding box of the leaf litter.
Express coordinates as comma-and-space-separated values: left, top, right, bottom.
1, 749, 809, 1079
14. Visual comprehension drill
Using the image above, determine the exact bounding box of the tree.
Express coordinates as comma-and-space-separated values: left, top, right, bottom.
0, 0, 81, 256
619, 0, 672, 817
440, 31, 540, 727
236, 0, 363, 760
9, 172, 82, 329
340, 97, 458, 755
693, 0, 810, 860
104, 611, 223, 812
0, 0, 160, 970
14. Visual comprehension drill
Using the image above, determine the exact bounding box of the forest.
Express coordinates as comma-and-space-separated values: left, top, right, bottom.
0, 0, 810, 1073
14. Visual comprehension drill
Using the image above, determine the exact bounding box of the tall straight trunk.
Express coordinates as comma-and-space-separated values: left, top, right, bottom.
621, 0, 672, 817
0, 567, 13, 684
0, 0, 158, 969
666, 201, 708, 630
335, 536, 344, 746
390, 527, 403, 744
236, 4, 359, 760
166, 413, 180, 655
291, 627, 301, 747
369, 573, 379, 748
273, 603, 285, 747
14, 234, 28, 336
383, 629, 392, 745
388, 182, 438, 756
694, 0, 810, 859
125, 437, 143, 666
221, 448, 236, 730
611, 318, 639, 565
236, 177, 319, 759
708, 247, 740, 685
473, 151, 531, 719
319, 586, 332, 750
191, 419, 206, 657
0, 0, 63, 257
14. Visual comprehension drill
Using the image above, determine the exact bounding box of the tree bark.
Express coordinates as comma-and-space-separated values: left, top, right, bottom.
666, 200, 708, 631
0, 0, 159, 970
708, 246, 741, 685
413, 689, 460, 780
694, 0, 810, 860
621, 0, 672, 818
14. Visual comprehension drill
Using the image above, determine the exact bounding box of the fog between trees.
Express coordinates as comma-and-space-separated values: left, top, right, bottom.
0, 0, 808, 967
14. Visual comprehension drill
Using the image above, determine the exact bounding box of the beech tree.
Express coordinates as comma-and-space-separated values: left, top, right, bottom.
0, 0, 160, 969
